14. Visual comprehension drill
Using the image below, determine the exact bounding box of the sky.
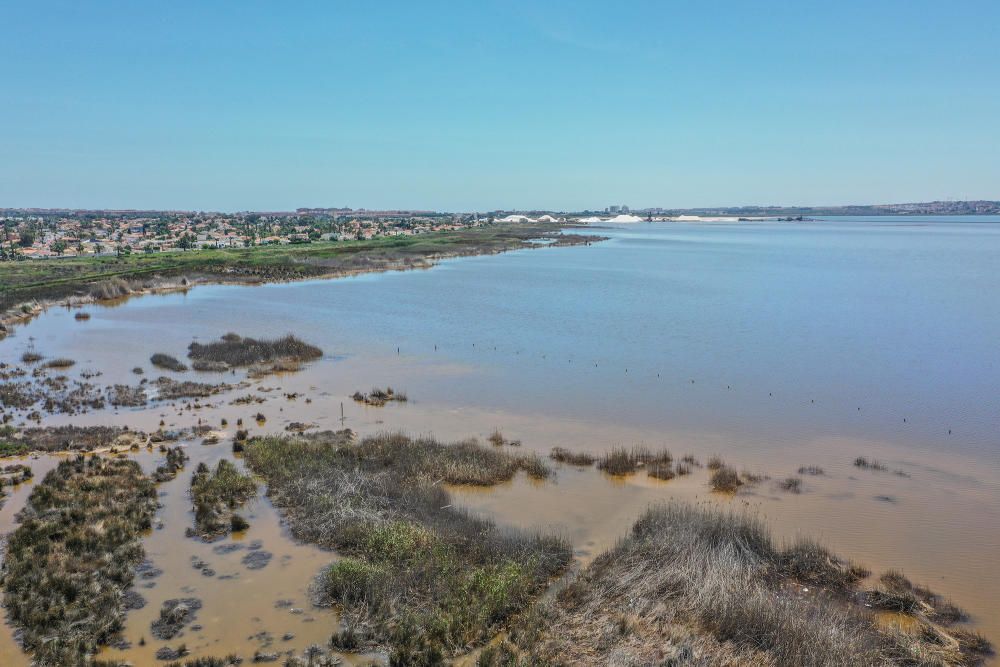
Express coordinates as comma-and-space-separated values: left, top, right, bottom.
2, 1, 998, 212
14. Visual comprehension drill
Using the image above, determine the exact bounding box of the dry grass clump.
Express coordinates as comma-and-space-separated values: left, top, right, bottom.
20, 350, 43, 364
243, 431, 570, 660
352, 386, 408, 407
187, 332, 322, 367
503, 501, 990, 666
597, 446, 671, 475
42, 357, 76, 369
486, 428, 520, 447
107, 383, 149, 407
706, 455, 724, 470
865, 570, 969, 625
151, 352, 188, 372
189, 459, 257, 539
231, 394, 265, 405
798, 465, 825, 476
154, 376, 232, 400
89, 277, 133, 300
647, 461, 676, 480
854, 456, 910, 477
192, 359, 229, 372
710, 465, 743, 493
549, 447, 596, 466
1, 456, 157, 664
779, 538, 870, 591
15, 424, 141, 453
161, 655, 247, 667
778, 476, 803, 493
854, 456, 888, 471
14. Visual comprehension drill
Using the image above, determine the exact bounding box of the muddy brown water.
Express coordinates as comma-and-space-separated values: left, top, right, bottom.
1, 243, 999, 662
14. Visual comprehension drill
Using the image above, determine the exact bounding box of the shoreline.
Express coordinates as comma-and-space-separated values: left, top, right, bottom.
0, 223, 603, 336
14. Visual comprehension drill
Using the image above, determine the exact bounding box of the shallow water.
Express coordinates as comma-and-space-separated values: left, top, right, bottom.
1, 217, 998, 662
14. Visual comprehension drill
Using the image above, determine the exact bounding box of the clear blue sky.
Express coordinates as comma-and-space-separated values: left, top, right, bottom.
2, 1, 998, 212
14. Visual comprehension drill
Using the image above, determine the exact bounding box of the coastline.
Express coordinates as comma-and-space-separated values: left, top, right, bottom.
0, 223, 603, 336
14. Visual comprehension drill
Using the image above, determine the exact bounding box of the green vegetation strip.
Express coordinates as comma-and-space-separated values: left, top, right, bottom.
0, 224, 587, 311
1, 456, 157, 664
243, 431, 569, 663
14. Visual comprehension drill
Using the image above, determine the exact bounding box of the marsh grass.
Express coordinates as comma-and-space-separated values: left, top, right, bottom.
243, 431, 570, 658
507, 501, 988, 666
162, 654, 243, 667
155, 376, 232, 400
647, 461, 676, 480
188, 332, 322, 367
1, 456, 157, 664
42, 357, 76, 369
153, 446, 189, 482
798, 465, 825, 476
14, 424, 139, 453
867, 570, 968, 625
74, 311, 91, 320
189, 459, 257, 539
778, 476, 803, 493
710, 465, 743, 493
151, 353, 188, 372
854, 457, 910, 478
192, 359, 229, 372
20, 351, 43, 364
549, 447, 596, 466
597, 446, 671, 475
352, 386, 408, 407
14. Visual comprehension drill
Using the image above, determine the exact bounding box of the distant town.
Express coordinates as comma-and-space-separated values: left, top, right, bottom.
1, 200, 997, 260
